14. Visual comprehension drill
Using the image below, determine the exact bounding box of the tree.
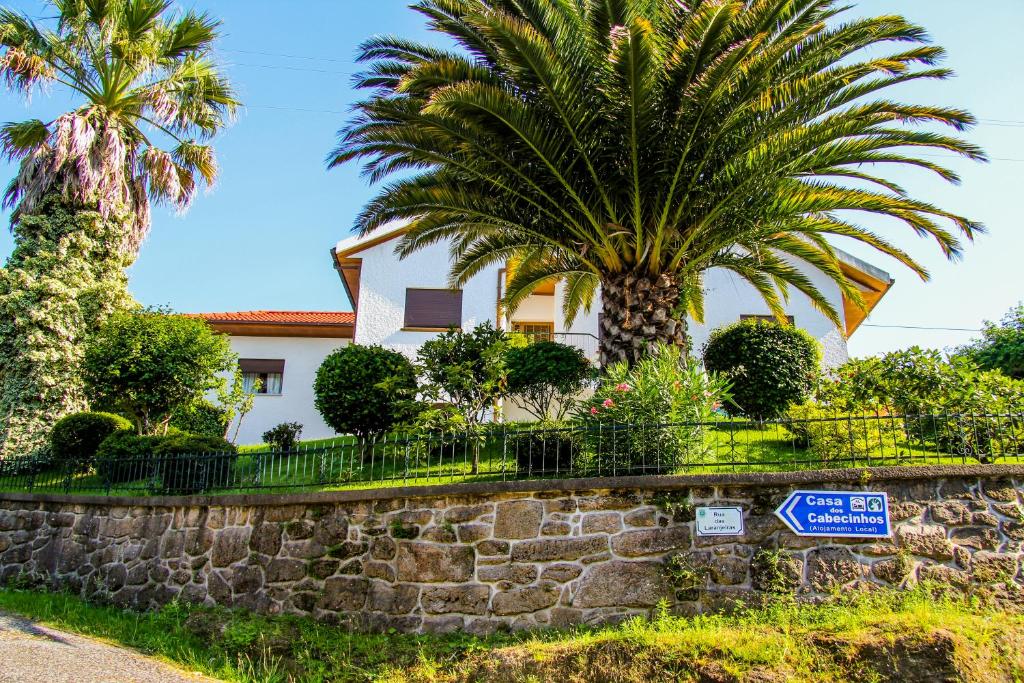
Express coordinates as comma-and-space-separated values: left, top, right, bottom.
417, 322, 510, 472
702, 320, 820, 420
506, 341, 592, 420
332, 0, 983, 368
953, 303, 1024, 380
0, 1, 237, 457
82, 310, 236, 434
313, 344, 419, 443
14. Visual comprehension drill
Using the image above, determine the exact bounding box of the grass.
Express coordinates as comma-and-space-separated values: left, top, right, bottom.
0, 586, 1022, 682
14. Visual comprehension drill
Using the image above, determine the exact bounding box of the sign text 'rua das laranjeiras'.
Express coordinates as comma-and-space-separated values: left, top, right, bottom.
775, 490, 892, 538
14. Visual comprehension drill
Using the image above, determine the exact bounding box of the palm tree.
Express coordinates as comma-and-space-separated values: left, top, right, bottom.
0, 0, 237, 457
331, 0, 983, 367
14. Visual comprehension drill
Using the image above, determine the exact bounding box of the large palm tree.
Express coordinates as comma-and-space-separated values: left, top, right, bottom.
0, 0, 237, 457
332, 0, 983, 367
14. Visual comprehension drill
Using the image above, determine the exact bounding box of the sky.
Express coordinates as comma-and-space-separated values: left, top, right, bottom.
0, 0, 1021, 359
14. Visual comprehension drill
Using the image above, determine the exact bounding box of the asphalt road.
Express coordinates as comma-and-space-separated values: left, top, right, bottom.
0, 612, 219, 683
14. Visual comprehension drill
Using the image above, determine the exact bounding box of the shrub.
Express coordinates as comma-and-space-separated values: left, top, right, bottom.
509, 420, 579, 475
953, 303, 1024, 380
506, 341, 593, 420
818, 348, 1024, 462
50, 412, 132, 474
169, 400, 228, 439
785, 403, 903, 466
575, 344, 732, 474
314, 345, 419, 442
95, 431, 167, 484
262, 422, 303, 452
153, 434, 237, 495
703, 320, 820, 420
83, 309, 236, 434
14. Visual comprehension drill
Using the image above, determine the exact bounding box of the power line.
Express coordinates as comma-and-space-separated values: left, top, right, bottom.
861, 323, 981, 332
222, 48, 350, 64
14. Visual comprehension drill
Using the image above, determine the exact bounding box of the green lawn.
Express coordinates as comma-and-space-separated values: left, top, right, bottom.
0, 586, 1021, 682
0, 420, 1007, 497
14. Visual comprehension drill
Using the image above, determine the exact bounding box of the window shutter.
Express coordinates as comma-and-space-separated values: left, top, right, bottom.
404, 289, 463, 328
239, 359, 285, 374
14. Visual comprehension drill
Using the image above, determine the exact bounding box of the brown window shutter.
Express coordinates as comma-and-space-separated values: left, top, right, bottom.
239, 359, 285, 374
404, 289, 463, 328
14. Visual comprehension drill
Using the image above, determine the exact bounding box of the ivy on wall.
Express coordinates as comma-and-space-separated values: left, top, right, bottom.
0, 195, 135, 459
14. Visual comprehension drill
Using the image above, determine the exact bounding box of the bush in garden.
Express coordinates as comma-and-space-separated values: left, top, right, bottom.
169, 400, 229, 439
50, 411, 132, 474
953, 303, 1024, 380
262, 422, 303, 452
153, 434, 237, 494
509, 420, 579, 475
94, 431, 168, 484
817, 347, 1024, 462
506, 341, 593, 420
702, 320, 820, 420
83, 309, 236, 434
785, 403, 903, 466
314, 345, 419, 442
575, 344, 732, 474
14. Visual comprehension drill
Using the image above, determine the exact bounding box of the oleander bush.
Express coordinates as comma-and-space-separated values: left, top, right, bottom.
50, 412, 132, 474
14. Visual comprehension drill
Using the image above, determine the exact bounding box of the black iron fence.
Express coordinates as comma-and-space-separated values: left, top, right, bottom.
1, 411, 1021, 497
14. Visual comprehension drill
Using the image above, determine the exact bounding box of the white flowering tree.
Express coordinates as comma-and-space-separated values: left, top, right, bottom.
0, 1, 238, 459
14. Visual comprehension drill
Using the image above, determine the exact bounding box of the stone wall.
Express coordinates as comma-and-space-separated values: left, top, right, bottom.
1, 466, 1022, 634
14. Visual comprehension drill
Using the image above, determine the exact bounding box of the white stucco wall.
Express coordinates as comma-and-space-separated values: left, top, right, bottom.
222, 336, 349, 445
353, 238, 502, 358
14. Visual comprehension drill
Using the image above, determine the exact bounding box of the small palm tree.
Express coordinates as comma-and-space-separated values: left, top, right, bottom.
0, 0, 238, 252
332, 0, 983, 367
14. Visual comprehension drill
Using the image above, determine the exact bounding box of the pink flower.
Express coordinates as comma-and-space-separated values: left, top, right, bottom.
615, 382, 632, 392
672, 381, 681, 390
712, 401, 722, 410
602, 398, 615, 408
690, 395, 698, 402
590, 406, 599, 415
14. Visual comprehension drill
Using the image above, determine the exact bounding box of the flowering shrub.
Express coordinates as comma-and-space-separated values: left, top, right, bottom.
575, 344, 731, 474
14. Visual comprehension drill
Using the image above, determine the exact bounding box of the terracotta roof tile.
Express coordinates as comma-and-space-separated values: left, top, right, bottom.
188, 311, 355, 325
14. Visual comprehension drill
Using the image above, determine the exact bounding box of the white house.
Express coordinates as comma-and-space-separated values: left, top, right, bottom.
191, 311, 353, 444
331, 222, 893, 369
193, 223, 892, 444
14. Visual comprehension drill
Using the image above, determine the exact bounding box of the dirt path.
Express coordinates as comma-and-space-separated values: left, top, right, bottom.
0, 612, 220, 683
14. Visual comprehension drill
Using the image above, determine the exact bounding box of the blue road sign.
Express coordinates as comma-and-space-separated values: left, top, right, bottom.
775, 490, 891, 538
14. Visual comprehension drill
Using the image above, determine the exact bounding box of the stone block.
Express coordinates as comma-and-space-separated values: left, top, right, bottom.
396, 542, 474, 582
319, 577, 369, 612
365, 562, 395, 582
211, 528, 251, 568
232, 566, 263, 595
477, 540, 510, 556
929, 502, 970, 526
541, 521, 572, 536
444, 504, 491, 524
612, 527, 690, 557
511, 536, 607, 563
368, 583, 420, 614
266, 558, 305, 583
574, 561, 668, 608
540, 563, 582, 583
971, 552, 1019, 582
457, 524, 490, 543
582, 513, 623, 535
806, 547, 862, 591
493, 500, 544, 539
896, 525, 954, 560
709, 556, 748, 586
308, 558, 340, 579
950, 527, 1000, 551
314, 514, 349, 547
491, 584, 559, 615
623, 508, 657, 527
370, 536, 396, 560
981, 479, 1018, 503
249, 523, 282, 556
477, 563, 537, 585
578, 493, 642, 511
872, 557, 912, 585
422, 585, 490, 615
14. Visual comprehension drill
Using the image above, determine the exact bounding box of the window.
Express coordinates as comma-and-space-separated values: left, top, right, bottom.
512, 321, 554, 341
741, 314, 795, 325
240, 359, 284, 395
404, 288, 463, 330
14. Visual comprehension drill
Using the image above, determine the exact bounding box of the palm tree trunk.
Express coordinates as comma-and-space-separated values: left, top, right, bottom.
599, 272, 688, 367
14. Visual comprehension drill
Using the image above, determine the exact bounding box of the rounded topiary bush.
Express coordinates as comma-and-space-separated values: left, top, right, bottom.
314, 344, 419, 441
50, 412, 133, 474
153, 434, 237, 494
702, 320, 821, 421
169, 400, 228, 438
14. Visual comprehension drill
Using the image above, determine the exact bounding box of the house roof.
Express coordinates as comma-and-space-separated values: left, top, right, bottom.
189, 310, 354, 338
330, 223, 894, 338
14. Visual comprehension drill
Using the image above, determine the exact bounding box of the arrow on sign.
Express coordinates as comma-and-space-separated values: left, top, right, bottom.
781, 494, 804, 532
774, 490, 891, 538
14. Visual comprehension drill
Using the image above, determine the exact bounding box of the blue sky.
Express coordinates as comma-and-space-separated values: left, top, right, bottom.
1, 0, 1021, 358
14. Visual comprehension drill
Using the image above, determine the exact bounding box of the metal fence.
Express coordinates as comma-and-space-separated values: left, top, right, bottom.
0, 411, 1021, 497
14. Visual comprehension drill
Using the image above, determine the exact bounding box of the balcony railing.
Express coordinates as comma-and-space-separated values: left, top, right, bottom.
514, 331, 599, 362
